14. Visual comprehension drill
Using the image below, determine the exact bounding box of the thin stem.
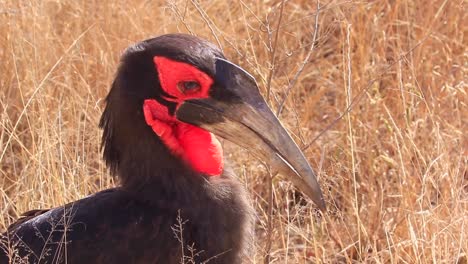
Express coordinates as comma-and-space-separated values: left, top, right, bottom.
277, 0, 321, 117
265, 0, 285, 104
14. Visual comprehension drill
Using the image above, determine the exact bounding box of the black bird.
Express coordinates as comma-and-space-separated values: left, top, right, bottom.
0, 34, 325, 264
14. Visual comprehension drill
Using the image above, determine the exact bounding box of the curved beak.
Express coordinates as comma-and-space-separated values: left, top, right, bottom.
176, 58, 326, 211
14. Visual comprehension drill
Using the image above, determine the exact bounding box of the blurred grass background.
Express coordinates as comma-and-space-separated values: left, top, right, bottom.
0, 0, 466, 263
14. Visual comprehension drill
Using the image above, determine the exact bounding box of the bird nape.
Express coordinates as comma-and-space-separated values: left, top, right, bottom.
0, 34, 325, 264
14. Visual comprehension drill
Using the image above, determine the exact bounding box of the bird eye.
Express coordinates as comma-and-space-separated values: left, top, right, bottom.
178, 81, 201, 93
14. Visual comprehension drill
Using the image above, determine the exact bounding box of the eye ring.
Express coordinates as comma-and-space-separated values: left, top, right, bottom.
177, 81, 201, 93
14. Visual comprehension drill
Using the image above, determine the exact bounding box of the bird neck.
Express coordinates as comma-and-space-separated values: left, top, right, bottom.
169, 123, 224, 176
143, 99, 224, 176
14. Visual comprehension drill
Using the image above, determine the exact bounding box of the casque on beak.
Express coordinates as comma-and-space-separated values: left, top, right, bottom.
176, 58, 326, 211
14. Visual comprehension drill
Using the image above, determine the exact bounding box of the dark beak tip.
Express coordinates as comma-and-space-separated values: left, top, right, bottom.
316, 197, 327, 212
304, 185, 326, 212
314, 184, 327, 211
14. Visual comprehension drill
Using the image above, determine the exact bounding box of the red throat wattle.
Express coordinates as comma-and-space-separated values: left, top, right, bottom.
142, 56, 223, 176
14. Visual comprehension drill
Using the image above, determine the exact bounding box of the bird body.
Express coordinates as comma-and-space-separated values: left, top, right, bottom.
1, 34, 324, 264
3, 177, 252, 263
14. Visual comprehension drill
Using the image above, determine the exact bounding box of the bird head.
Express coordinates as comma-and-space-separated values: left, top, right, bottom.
100, 34, 325, 210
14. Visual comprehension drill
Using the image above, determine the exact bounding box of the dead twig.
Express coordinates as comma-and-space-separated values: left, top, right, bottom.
265, 0, 286, 104
190, 0, 223, 52
277, 0, 321, 117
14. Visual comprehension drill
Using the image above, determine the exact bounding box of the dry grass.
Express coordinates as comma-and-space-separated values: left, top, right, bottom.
0, 0, 466, 263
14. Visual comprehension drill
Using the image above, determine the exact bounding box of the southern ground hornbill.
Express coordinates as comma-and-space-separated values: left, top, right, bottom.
0, 34, 325, 264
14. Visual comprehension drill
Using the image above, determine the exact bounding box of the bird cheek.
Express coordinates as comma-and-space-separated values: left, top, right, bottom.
143, 99, 174, 123
143, 101, 185, 156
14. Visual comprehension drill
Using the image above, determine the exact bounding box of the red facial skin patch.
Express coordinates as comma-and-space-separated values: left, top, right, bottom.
142, 56, 223, 176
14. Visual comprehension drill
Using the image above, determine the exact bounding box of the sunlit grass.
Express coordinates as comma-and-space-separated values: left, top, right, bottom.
1, 0, 466, 262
